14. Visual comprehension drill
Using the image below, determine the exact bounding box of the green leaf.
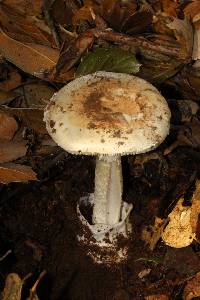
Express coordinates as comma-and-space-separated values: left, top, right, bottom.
76, 48, 141, 76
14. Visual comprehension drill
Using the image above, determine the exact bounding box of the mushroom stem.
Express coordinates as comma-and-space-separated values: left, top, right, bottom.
93, 155, 123, 225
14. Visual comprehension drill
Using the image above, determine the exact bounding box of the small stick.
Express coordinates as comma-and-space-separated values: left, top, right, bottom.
29, 271, 46, 296
0, 250, 12, 262
91, 29, 183, 59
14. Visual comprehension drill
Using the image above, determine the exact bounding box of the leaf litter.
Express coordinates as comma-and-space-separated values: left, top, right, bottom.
0, 0, 200, 299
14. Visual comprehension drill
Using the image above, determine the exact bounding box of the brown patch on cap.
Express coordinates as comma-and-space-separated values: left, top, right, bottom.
118, 142, 124, 146
50, 120, 55, 128
71, 79, 151, 131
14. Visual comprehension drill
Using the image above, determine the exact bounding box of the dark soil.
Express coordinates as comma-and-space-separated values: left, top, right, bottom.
0, 146, 200, 300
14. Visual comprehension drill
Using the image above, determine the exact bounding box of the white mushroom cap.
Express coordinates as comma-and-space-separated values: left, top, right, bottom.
44, 72, 171, 155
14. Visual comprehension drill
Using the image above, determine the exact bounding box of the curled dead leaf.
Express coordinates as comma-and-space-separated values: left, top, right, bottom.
0, 111, 18, 140
0, 163, 37, 184
167, 17, 193, 60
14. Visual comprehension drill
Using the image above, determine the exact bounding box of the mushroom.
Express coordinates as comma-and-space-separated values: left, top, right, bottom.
44, 71, 171, 263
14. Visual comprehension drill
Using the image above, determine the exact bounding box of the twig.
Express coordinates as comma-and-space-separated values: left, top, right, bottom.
29, 270, 46, 295
0, 250, 12, 262
91, 29, 183, 59
22, 273, 33, 283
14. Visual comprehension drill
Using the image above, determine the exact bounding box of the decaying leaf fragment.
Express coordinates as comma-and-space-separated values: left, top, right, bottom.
0, 139, 28, 163
0, 163, 37, 184
183, 271, 200, 300
1, 271, 45, 300
161, 197, 195, 248
0, 69, 21, 92
1, 273, 23, 300
0, 107, 47, 134
141, 217, 169, 251
164, 118, 200, 155
162, 180, 200, 248
0, 111, 18, 140
51, 31, 94, 82
23, 82, 56, 108
0, 90, 19, 105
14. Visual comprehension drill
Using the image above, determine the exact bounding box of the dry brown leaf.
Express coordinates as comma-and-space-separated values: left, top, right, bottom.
0, 90, 18, 105
184, 0, 200, 21
161, 0, 179, 17
166, 63, 200, 101
183, 271, 200, 300
1, 0, 43, 16
0, 163, 37, 184
51, 0, 78, 29
0, 139, 27, 163
0, 111, 18, 140
193, 23, 200, 60
0, 107, 46, 134
0, 69, 21, 91
167, 17, 193, 59
53, 32, 94, 81
23, 82, 56, 108
0, 30, 59, 80
0, 4, 54, 46
72, 4, 93, 28
99, 0, 137, 32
